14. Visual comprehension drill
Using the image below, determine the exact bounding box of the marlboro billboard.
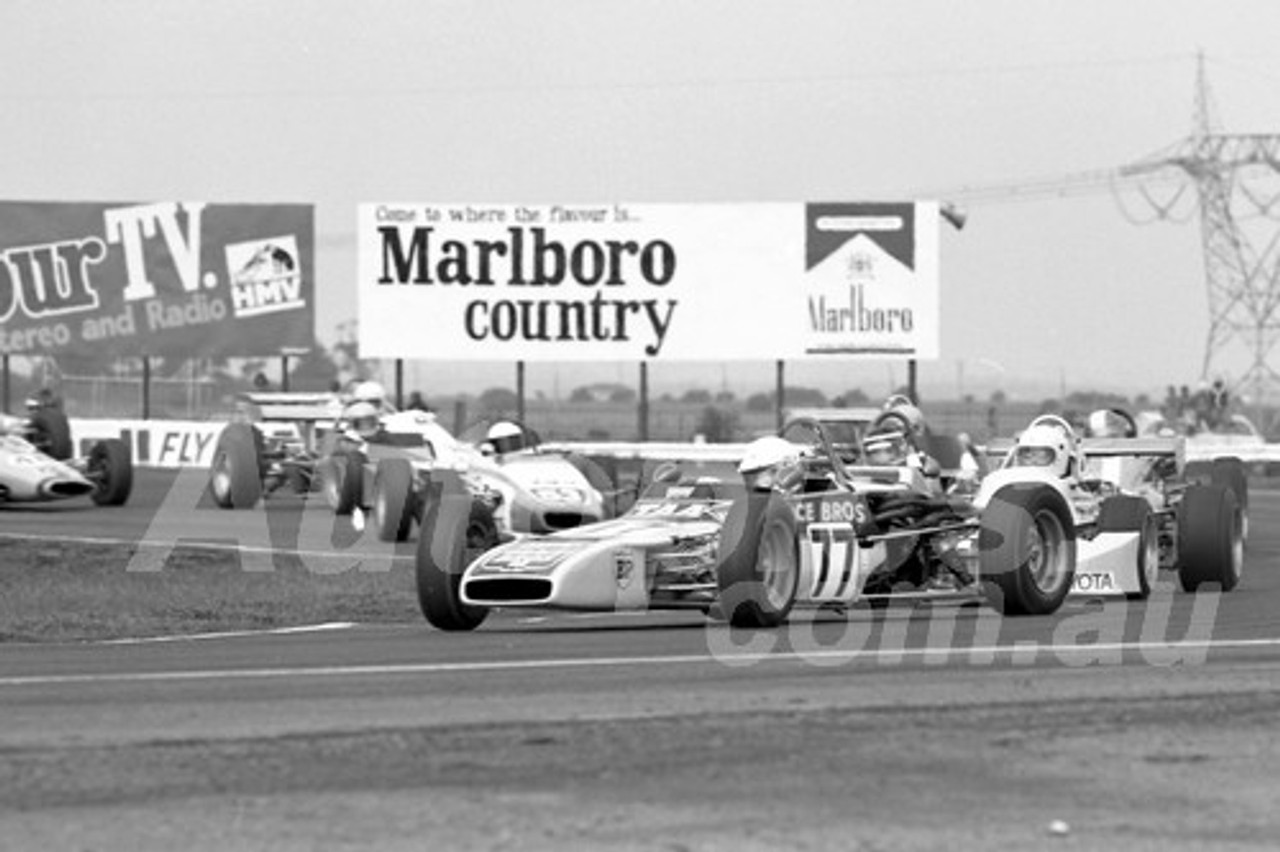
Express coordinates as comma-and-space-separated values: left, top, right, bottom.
357, 201, 940, 362
0, 201, 315, 358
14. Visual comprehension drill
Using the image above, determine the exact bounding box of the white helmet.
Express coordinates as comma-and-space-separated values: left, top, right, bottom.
1085, 408, 1134, 439
863, 428, 909, 466
873, 402, 925, 441
738, 436, 802, 491
346, 400, 381, 439
486, 420, 525, 454
351, 380, 387, 406
1012, 422, 1076, 478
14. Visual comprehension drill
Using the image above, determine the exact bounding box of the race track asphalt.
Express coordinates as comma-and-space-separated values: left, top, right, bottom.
2, 470, 1280, 850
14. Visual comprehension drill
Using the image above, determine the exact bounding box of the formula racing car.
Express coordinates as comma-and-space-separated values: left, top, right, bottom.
320, 415, 621, 543
206, 387, 623, 543
414, 413, 1102, 631
0, 411, 132, 506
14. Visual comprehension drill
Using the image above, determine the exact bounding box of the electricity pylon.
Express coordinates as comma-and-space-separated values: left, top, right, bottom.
921, 54, 1280, 403
1120, 54, 1280, 402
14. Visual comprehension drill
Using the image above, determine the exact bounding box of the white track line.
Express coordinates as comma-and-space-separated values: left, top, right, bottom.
0, 531, 401, 562
3, 636, 1279, 688
94, 622, 357, 645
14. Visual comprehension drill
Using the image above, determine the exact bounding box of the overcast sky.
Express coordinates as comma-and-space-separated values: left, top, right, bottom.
5, 0, 1280, 402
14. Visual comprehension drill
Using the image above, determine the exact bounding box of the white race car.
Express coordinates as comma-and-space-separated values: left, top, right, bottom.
334, 416, 622, 543
0, 412, 133, 507
208, 395, 625, 543
411, 414, 1090, 631
986, 412, 1244, 598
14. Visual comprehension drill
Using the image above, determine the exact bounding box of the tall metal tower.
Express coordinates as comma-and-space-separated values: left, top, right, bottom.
1121, 55, 1280, 402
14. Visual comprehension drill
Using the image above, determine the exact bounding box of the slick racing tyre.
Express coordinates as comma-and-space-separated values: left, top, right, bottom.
1177, 484, 1243, 593
322, 450, 365, 515
1096, 494, 1158, 600
716, 492, 799, 628
371, 457, 415, 542
28, 409, 73, 460
979, 484, 1076, 615
415, 471, 496, 632
208, 423, 263, 509
1210, 457, 1249, 541
88, 438, 133, 506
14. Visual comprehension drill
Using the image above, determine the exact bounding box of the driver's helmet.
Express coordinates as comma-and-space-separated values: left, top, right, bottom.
738, 435, 802, 491
486, 421, 525, 455
863, 427, 909, 466
23, 396, 41, 413
1012, 423, 1075, 477
346, 400, 381, 440
350, 380, 388, 410
872, 401, 925, 443
1085, 409, 1131, 439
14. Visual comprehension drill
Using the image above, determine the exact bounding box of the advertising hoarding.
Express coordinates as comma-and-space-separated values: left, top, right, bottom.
0, 201, 315, 358
358, 201, 938, 362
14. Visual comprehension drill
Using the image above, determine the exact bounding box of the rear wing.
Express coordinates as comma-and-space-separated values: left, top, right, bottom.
986, 435, 1180, 456
1079, 436, 1182, 458
235, 392, 344, 423
541, 440, 748, 463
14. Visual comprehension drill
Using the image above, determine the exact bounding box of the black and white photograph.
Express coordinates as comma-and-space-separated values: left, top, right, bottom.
2, 1, 1279, 849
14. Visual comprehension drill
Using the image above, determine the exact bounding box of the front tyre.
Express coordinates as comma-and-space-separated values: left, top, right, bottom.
717, 493, 799, 628
208, 423, 262, 509
371, 457, 415, 542
979, 484, 1076, 615
415, 472, 491, 631
1177, 484, 1243, 593
89, 438, 133, 506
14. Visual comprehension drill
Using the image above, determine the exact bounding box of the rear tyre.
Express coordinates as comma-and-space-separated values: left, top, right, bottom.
717, 493, 799, 627
372, 457, 415, 542
979, 485, 1076, 615
1097, 495, 1158, 600
415, 472, 493, 631
208, 423, 262, 509
1177, 484, 1243, 593
88, 438, 133, 506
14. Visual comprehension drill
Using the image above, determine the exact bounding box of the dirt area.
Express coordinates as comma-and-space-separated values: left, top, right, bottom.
3, 688, 1278, 851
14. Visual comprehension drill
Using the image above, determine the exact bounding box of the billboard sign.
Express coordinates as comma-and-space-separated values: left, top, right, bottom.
0, 201, 315, 358
357, 201, 939, 361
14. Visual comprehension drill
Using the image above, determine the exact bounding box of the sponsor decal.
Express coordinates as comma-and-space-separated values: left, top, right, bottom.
1072, 572, 1119, 593
793, 496, 869, 526
614, 549, 636, 589
629, 499, 730, 521
474, 541, 578, 575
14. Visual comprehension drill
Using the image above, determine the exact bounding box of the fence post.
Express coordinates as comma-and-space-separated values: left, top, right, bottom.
638, 362, 649, 441
775, 359, 785, 432
516, 360, 526, 423
141, 355, 151, 420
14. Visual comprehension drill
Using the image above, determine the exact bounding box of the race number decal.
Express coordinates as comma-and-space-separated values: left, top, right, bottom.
802, 522, 859, 602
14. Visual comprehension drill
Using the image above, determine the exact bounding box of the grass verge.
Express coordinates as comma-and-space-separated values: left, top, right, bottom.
0, 537, 420, 643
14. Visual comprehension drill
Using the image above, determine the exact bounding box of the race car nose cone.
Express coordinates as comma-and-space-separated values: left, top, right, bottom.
41, 479, 96, 499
